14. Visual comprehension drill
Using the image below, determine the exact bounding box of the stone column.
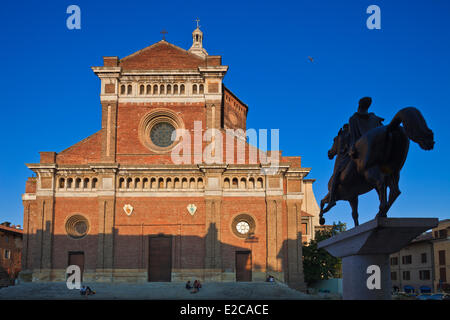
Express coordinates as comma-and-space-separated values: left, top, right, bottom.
92, 165, 118, 282
29, 164, 56, 281
200, 164, 225, 280
318, 217, 439, 300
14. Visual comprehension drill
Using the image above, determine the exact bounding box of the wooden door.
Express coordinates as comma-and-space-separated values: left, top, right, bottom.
236, 251, 252, 281
68, 251, 84, 281
148, 236, 172, 282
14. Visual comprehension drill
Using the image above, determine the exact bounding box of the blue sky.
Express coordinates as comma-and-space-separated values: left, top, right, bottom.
0, 0, 449, 228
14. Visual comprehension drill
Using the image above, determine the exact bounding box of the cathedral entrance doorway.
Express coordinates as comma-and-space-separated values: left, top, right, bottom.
148, 235, 172, 282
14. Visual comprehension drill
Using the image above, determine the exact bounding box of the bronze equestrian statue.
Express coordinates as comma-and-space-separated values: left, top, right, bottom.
319, 97, 434, 227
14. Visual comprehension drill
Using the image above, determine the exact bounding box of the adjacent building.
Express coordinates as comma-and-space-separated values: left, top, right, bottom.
20, 25, 321, 289
0, 222, 23, 287
390, 219, 450, 293
432, 219, 449, 292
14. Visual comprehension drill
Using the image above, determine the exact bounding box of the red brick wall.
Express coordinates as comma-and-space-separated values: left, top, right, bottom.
223, 88, 247, 131
51, 198, 99, 270
0, 227, 22, 283
120, 42, 206, 70
57, 131, 102, 164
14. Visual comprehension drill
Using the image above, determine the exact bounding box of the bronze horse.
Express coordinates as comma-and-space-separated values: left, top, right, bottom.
319, 107, 434, 227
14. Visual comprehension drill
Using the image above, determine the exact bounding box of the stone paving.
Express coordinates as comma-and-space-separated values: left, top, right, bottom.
0, 281, 339, 300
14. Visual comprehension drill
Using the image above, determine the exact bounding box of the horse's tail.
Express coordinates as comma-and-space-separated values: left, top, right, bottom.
386, 107, 435, 150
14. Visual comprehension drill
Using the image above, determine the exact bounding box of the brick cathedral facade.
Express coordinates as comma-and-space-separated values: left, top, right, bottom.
20, 25, 321, 290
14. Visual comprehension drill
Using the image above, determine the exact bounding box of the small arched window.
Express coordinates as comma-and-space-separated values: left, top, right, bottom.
92, 178, 98, 189
197, 178, 204, 189
127, 84, 132, 95
199, 84, 204, 94
160, 84, 165, 95
146, 84, 151, 95
119, 178, 125, 189
257, 178, 263, 189
59, 178, 65, 189
67, 178, 73, 189
192, 84, 198, 94
167, 84, 172, 95
153, 84, 158, 95
120, 85, 126, 95
189, 178, 196, 189
126, 177, 132, 189
173, 84, 178, 95
83, 178, 89, 189
139, 84, 145, 95
180, 84, 185, 95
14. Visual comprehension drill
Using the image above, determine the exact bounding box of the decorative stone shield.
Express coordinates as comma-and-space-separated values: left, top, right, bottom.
123, 204, 133, 216
187, 204, 197, 216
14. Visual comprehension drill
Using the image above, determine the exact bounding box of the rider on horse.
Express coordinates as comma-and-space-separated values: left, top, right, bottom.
327, 97, 384, 208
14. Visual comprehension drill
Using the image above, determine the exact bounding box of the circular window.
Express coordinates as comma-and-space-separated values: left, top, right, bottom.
232, 214, 256, 239
150, 122, 176, 148
66, 215, 89, 239
236, 221, 250, 235
139, 109, 184, 153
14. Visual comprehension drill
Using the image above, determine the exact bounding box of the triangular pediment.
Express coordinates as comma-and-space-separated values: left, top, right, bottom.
120, 40, 206, 70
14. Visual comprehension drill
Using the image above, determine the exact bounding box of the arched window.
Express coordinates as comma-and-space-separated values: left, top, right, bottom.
83, 178, 89, 189
75, 178, 81, 189
174, 177, 180, 188
119, 177, 125, 189
223, 178, 230, 189
134, 178, 141, 189
197, 178, 204, 189
166, 178, 173, 189
167, 84, 172, 95
92, 178, 98, 189
59, 178, 65, 189
139, 84, 145, 95
127, 84, 132, 95
126, 177, 132, 189
189, 178, 196, 189
180, 84, 185, 95
240, 178, 247, 189
120, 85, 126, 95
173, 84, 178, 95
151, 178, 157, 189
257, 178, 263, 189
146, 84, 151, 95
182, 177, 188, 189
248, 178, 255, 189
153, 84, 158, 95
192, 84, 198, 94
232, 178, 238, 189
158, 177, 164, 188
160, 84, 165, 95
199, 84, 204, 94
67, 178, 73, 189
142, 177, 149, 189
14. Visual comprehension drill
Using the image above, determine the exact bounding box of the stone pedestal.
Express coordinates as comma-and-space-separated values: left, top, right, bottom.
318, 217, 438, 300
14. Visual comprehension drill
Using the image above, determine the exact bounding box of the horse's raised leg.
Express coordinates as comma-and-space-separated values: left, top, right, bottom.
364, 167, 388, 218
382, 173, 401, 217
319, 193, 331, 225
348, 196, 359, 227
